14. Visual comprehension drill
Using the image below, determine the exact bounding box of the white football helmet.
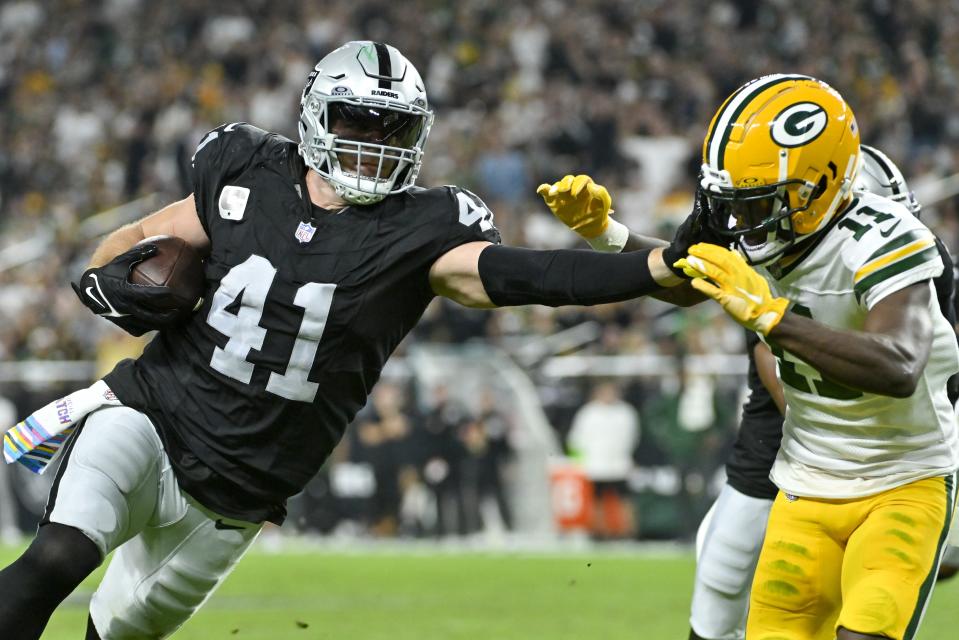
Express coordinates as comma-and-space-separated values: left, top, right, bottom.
854, 144, 921, 216
298, 41, 433, 205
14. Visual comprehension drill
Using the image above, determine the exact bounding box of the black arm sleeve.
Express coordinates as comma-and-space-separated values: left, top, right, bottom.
477, 245, 661, 307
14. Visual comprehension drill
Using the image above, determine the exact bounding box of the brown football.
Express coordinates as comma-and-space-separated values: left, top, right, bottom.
129, 235, 205, 312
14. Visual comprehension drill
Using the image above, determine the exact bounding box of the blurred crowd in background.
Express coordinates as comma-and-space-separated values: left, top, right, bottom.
1, 0, 958, 540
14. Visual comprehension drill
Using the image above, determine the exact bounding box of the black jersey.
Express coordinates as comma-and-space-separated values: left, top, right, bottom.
725, 330, 784, 500
105, 123, 500, 524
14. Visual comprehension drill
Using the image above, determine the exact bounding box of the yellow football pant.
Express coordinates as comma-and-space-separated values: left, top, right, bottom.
747, 474, 955, 640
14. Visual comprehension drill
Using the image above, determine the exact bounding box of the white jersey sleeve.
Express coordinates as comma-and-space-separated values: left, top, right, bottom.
839, 198, 943, 310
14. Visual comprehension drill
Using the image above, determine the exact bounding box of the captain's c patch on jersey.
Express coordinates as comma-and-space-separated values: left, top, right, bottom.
218, 186, 250, 221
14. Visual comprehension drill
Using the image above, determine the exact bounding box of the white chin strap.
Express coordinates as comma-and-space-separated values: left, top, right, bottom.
740, 237, 785, 267
331, 180, 386, 205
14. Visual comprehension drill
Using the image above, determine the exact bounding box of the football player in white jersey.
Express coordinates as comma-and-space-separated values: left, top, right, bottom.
673, 75, 959, 640
539, 140, 954, 640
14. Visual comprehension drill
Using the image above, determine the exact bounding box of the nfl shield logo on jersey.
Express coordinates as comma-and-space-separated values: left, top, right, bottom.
295, 220, 316, 243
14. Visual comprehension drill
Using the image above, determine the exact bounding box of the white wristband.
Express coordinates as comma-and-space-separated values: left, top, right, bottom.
586, 218, 629, 253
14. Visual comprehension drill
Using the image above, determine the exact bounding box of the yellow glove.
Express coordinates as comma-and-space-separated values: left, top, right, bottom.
536, 174, 612, 239
674, 243, 789, 335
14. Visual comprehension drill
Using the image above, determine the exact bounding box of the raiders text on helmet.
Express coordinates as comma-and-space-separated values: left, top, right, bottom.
700, 75, 861, 265
299, 41, 434, 205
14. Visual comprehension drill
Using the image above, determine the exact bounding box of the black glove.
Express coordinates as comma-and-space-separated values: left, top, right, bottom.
72, 243, 183, 337
662, 187, 726, 278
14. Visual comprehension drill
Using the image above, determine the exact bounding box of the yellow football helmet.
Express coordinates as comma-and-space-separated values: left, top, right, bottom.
700, 75, 861, 265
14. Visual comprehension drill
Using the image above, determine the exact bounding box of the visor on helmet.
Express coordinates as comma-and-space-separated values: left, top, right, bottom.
705, 179, 812, 264
328, 103, 426, 149
326, 103, 427, 181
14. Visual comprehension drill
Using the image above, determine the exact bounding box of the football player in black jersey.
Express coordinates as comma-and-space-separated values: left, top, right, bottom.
0, 41, 716, 640
540, 143, 957, 640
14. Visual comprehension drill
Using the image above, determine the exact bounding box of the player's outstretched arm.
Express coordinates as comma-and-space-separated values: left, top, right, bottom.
537, 174, 712, 307
428, 241, 680, 309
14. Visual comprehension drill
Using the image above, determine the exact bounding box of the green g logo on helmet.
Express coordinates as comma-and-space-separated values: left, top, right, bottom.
770, 102, 828, 148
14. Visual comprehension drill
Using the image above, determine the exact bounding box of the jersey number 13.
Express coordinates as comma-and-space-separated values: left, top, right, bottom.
206, 255, 335, 402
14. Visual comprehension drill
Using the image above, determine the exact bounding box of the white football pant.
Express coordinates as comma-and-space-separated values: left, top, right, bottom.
690, 483, 773, 640
942, 502, 959, 568
44, 406, 262, 639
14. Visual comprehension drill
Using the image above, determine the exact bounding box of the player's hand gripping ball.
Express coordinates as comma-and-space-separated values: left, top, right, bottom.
73, 235, 204, 336
128, 235, 205, 312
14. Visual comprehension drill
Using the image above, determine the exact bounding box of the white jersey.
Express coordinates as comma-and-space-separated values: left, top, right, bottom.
760, 192, 959, 499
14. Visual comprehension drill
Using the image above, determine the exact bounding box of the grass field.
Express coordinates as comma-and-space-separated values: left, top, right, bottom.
6, 542, 958, 639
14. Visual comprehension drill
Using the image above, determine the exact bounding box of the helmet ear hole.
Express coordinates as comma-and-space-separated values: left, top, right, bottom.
812, 175, 828, 200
